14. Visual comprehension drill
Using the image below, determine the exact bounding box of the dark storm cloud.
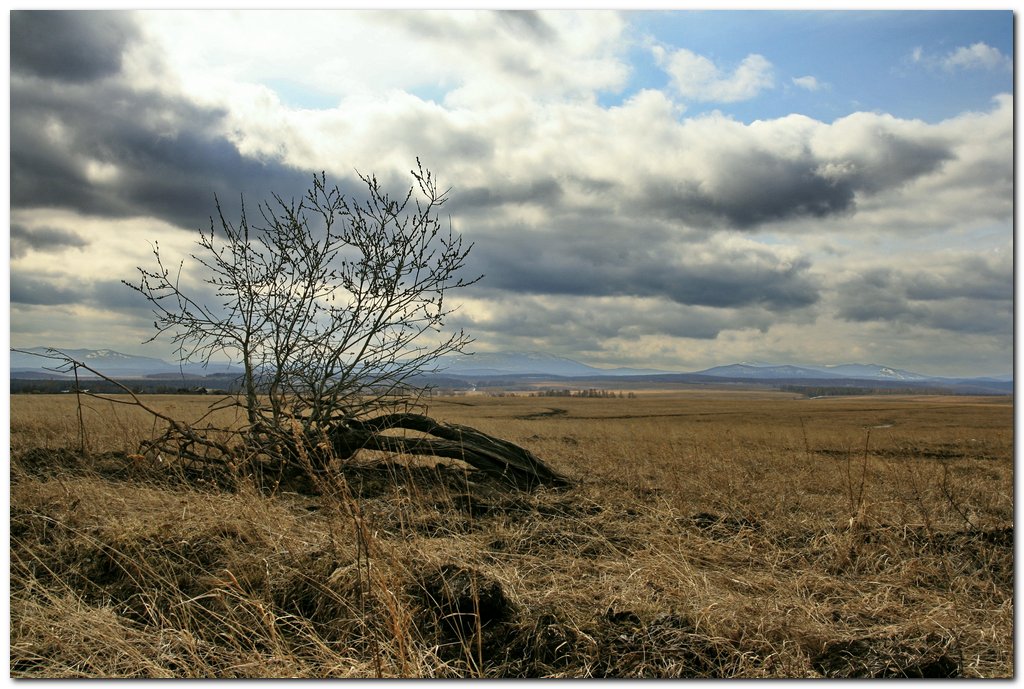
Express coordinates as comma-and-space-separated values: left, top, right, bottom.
454, 178, 563, 210
11, 11, 138, 83
641, 134, 951, 230
835, 260, 1011, 335
469, 228, 819, 312
644, 167, 853, 229
10, 275, 81, 306
10, 223, 90, 259
10, 75, 313, 231
10, 270, 188, 317
10, 11, 317, 232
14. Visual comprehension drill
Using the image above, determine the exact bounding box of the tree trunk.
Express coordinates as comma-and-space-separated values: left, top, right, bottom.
329, 413, 571, 489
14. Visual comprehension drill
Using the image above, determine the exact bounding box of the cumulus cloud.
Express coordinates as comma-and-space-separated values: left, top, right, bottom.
942, 42, 1010, 71
910, 41, 1010, 72
808, 112, 953, 194
623, 110, 953, 229
792, 75, 822, 91
801, 94, 1011, 236
654, 46, 774, 102
138, 10, 628, 110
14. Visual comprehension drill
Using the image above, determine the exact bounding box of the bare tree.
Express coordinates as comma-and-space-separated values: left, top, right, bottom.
120, 161, 568, 488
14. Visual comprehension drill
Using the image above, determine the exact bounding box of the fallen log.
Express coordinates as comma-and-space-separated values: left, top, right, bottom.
331, 413, 571, 489
13, 349, 571, 491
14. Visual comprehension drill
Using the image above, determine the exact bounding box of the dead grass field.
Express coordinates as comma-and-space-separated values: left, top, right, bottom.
9, 391, 1014, 677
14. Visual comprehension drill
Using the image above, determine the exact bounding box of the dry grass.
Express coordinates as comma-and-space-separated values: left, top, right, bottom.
9, 391, 1014, 677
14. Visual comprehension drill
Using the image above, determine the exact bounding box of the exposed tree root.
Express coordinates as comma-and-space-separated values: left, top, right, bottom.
334, 413, 571, 489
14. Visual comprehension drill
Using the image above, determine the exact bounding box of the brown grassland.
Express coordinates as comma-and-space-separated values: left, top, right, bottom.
9, 390, 1014, 677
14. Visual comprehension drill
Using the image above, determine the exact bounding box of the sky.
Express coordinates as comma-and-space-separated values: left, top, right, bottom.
7, 8, 1014, 378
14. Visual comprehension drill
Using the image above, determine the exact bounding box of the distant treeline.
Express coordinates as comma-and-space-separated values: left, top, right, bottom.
534, 388, 637, 399
10, 378, 239, 395
10, 376, 456, 397
781, 385, 947, 398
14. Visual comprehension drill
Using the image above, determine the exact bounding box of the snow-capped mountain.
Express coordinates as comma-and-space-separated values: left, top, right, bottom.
805, 363, 931, 381
695, 362, 934, 381
10, 347, 241, 378
695, 363, 844, 380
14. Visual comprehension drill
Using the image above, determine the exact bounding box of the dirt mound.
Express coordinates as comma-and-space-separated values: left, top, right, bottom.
12, 447, 87, 478
586, 609, 750, 678
496, 607, 759, 678
11, 447, 238, 492
811, 634, 961, 678
412, 563, 516, 669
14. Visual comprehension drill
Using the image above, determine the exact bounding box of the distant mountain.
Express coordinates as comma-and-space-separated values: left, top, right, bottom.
969, 374, 1014, 383
695, 363, 844, 380
695, 362, 934, 382
11, 347, 241, 379
10, 346, 1009, 391
436, 351, 673, 378
803, 363, 932, 381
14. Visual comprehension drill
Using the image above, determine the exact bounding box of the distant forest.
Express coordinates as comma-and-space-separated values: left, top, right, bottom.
9, 377, 242, 395
10, 377, 1007, 397
780, 385, 947, 397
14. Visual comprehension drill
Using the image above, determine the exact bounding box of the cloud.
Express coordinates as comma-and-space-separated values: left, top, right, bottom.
654, 46, 774, 102
495, 10, 557, 42
804, 94, 1011, 235
10, 224, 89, 259
11, 69, 313, 231
10, 267, 208, 318
468, 229, 820, 312
901, 253, 1011, 302
105, 14, 976, 239
139, 10, 628, 111
10, 275, 82, 307
808, 112, 954, 194
455, 178, 564, 210
792, 75, 822, 91
11, 11, 139, 83
450, 293, 781, 354
627, 111, 952, 229
909, 41, 1010, 73
834, 252, 1011, 335
640, 149, 857, 228
942, 42, 1010, 71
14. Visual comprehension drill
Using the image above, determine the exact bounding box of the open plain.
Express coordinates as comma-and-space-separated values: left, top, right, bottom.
9, 391, 1014, 677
